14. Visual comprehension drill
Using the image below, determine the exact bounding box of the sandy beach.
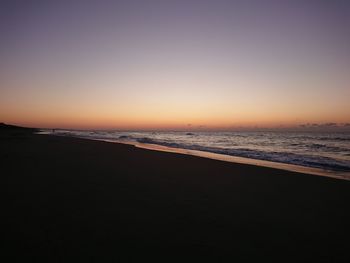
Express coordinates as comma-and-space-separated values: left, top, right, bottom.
2, 130, 350, 262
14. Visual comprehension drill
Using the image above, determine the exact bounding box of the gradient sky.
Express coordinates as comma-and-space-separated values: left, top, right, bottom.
1, 0, 349, 130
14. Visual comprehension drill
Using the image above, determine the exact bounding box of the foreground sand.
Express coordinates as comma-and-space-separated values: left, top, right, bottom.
2, 132, 350, 262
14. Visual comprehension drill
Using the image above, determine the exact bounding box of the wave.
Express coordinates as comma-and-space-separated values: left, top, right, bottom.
287, 135, 350, 142
318, 136, 350, 142
118, 135, 131, 139
132, 137, 350, 172
309, 143, 349, 152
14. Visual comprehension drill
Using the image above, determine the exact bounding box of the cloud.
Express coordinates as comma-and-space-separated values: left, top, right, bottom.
324, 122, 337, 127
299, 123, 317, 128
299, 122, 340, 128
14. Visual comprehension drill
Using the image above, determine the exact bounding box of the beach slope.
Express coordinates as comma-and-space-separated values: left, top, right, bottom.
2, 131, 350, 262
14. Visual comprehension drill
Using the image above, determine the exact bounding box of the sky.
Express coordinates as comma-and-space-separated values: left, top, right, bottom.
1, 0, 349, 130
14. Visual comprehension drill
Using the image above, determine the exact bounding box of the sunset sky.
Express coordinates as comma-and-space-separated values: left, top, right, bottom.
1, 0, 349, 130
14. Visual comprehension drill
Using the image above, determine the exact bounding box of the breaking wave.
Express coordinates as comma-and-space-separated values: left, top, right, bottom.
131, 137, 350, 172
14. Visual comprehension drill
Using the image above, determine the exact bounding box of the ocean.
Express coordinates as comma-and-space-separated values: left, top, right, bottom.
42, 130, 350, 179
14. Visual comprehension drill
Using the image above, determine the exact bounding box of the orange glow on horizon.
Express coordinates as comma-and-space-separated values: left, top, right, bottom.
2, 107, 350, 131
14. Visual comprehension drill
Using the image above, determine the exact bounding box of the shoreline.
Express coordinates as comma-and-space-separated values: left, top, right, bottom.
47, 133, 350, 181
125, 140, 350, 181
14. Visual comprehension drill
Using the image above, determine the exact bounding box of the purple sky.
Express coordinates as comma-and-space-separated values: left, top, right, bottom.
1, 0, 349, 129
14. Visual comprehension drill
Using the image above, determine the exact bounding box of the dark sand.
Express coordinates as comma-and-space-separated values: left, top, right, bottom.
2, 131, 350, 262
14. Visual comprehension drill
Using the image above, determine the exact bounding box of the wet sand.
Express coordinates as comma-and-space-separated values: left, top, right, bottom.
2, 131, 350, 262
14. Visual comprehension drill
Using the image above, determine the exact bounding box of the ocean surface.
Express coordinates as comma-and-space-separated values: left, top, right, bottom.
43, 130, 350, 178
